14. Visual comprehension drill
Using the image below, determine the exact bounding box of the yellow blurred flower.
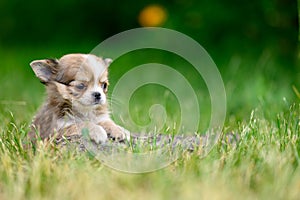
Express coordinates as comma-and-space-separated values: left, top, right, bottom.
138, 4, 167, 27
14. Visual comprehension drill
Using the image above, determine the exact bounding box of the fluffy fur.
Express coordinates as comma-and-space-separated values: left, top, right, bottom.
28, 53, 130, 144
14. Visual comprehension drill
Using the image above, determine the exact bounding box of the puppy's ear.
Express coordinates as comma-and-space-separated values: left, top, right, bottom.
104, 58, 113, 66
30, 59, 59, 83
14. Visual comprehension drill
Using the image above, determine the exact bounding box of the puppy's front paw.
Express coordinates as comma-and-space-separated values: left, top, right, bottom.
82, 124, 108, 144
108, 126, 130, 142
99, 120, 130, 142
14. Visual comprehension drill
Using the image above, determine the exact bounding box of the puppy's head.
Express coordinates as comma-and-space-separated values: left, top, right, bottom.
30, 54, 112, 109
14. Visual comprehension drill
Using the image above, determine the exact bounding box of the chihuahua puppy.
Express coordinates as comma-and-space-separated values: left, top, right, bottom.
28, 54, 130, 144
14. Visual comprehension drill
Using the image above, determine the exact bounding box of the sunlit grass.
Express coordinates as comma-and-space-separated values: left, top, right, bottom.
0, 104, 300, 199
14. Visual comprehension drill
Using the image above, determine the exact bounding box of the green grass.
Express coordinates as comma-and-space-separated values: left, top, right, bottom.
0, 45, 299, 199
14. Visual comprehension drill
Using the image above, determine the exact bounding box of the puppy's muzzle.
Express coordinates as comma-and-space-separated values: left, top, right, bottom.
92, 92, 101, 102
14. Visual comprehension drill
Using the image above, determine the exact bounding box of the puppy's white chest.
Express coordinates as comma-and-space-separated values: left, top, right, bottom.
56, 111, 109, 131
77, 108, 110, 123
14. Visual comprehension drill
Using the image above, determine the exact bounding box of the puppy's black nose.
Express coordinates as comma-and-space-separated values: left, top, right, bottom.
92, 92, 101, 100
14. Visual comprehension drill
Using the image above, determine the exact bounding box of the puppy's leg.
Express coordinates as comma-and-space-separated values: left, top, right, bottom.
98, 120, 130, 141
86, 124, 108, 144
60, 122, 107, 144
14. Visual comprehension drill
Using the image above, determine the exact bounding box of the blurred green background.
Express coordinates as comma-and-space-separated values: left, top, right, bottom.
0, 0, 297, 60
0, 0, 298, 128
0, 0, 297, 59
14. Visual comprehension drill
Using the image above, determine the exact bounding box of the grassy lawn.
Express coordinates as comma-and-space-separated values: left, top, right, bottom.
0, 45, 299, 200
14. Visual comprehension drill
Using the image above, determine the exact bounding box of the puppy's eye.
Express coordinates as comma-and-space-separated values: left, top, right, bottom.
101, 82, 108, 90
76, 83, 86, 90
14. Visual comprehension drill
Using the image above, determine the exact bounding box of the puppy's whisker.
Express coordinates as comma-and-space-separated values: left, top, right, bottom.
107, 97, 124, 107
